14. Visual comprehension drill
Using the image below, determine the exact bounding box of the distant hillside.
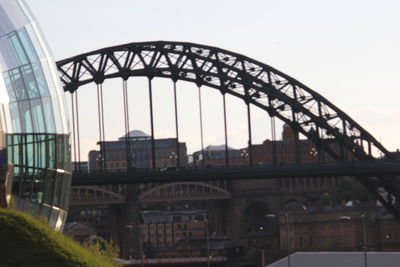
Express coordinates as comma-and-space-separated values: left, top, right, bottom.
0, 208, 117, 267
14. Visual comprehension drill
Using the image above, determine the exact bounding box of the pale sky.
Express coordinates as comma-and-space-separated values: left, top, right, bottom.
25, 0, 400, 159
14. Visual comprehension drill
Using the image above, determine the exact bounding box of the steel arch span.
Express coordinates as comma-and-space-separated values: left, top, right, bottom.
70, 186, 126, 205
57, 41, 389, 160
138, 182, 231, 202
56, 41, 399, 217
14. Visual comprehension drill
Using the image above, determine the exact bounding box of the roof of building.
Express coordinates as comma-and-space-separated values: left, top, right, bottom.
119, 130, 150, 140
205, 145, 235, 151
267, 252, 400, 267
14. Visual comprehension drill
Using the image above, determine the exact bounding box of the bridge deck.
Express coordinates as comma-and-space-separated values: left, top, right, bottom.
72, 161, 400, 185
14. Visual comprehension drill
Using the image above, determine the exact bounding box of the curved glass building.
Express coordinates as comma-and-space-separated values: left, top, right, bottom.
0, 0, 71, 230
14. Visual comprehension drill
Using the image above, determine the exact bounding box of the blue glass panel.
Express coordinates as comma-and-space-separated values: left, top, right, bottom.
1, 0, 71, 229
0, 5, 14, 36
30, 98, 46, 132
41, 97, 56, 132
17, 27, 38, 62
2, 71, 17, 101
56, 134, 65, 169
39, 60, 58, 98
26, 134, 33, 167
48, 135, 55, 169
9, 67, 29, 100
52, 172, 63, 207
24, 23, 47, 59
21, 64, 40, 98
0, 0, 30, 31
7, 32, 28, 65
51, 97, 63, 133
18, 99, 33, 132
31, 61, 49, 97
38, 135, 46, 168
10, 102, 21, 132
0, 36, 20, 70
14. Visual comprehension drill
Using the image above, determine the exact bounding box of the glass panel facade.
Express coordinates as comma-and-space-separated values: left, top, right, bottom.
0, 0, 71, 229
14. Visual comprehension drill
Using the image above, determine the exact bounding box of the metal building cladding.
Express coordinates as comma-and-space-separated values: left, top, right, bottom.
0, 0, 70, 230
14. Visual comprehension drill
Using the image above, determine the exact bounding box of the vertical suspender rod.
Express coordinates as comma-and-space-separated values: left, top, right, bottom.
148, 78, 156, 169
173, 81, 180, 168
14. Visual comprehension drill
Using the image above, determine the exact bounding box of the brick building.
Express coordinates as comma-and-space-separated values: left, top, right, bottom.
279, 204, 400, 254
140, 209, 208, 248
88, 130, 187, 171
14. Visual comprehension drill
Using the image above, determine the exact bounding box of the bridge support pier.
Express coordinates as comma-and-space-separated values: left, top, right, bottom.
122, 184, 142, 259
208, 200, 228, 236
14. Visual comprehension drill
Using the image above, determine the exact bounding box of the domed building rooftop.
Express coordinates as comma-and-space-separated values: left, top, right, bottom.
205, 145, 235, 151
119, 130, 151, 140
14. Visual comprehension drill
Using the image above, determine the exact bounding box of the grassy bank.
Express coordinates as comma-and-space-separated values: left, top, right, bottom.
0, 208, 118, 267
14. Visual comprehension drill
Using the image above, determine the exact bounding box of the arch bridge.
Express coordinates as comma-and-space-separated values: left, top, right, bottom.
57, 41, 400, 218
69, 181, 230, 205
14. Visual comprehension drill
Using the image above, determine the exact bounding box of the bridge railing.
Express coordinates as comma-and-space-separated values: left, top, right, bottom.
72, 159, 400, 175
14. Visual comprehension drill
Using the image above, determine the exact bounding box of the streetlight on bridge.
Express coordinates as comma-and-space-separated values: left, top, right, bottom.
169, 151, 177, 167
309, 147, 318, 162
128, 150, 136, 172
96, 153, 104, 172
240, 149, 249, 164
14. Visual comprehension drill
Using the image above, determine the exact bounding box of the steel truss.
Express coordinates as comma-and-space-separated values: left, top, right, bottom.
56, 41, 400, 218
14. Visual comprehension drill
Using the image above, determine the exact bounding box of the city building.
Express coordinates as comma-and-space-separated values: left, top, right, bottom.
191, 124, 342, 196
191, 145, 247, 167
268, 252, 400, 267
191, 124, 321, 168
0, 0, 71, 230
72, 161, 88, 172
279, 204, 400, 253
88, 130, 187, 171
140, 209, 208, 249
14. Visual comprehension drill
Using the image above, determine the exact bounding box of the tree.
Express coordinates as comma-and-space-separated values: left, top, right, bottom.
84, 236, 120, 261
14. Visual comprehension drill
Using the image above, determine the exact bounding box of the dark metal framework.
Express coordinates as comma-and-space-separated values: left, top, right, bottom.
56, 41, 399, 217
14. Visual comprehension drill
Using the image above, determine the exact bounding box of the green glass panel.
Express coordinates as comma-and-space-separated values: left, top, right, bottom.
48, 136, 55, 169
2, 71, 17, 101
52, 172, 63, 207
30, 100, 46, 133
41, 97, 55, 132
10, 102, 21, 132
18, 100, 33, 132
56, 135, 64, 170
39, 136, 46, 168
17, 27, 38, 62
21, 64, 40, 98
7, 32, 29, 65
31, 62, 49, 97
42, 169, 56, 205
10, 67, 29, 100
26, 141, 33, 167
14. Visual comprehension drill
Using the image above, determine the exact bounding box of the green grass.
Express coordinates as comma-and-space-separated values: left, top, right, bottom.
0, 208, 118, 267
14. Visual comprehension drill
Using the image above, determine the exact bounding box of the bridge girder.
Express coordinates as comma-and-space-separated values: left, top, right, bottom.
57, 41, 400, 218
70, 186, 126, 205
57, 41, 390, 161
70, 181, 230, 206
139, 181, 230, 202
